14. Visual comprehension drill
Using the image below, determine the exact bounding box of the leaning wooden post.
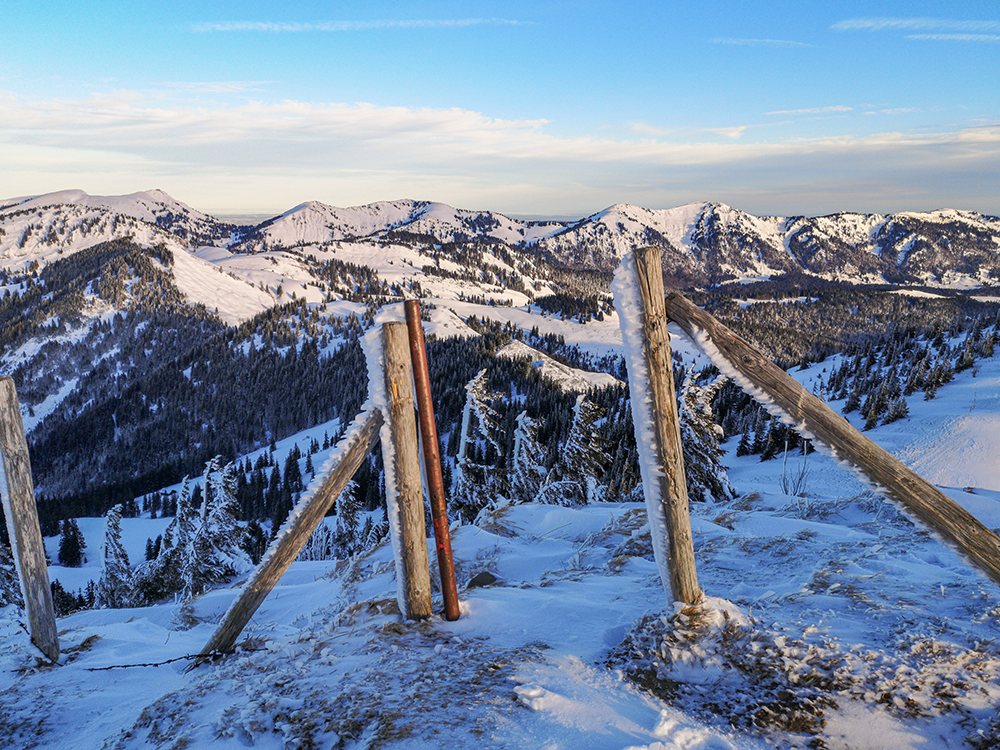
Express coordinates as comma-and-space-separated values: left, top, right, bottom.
191, 409, 383, 666
404, 300, 461, 621
381, 322, 434, 620
664, 291, 1000, 588
0, 377, 59, 662
611, 248, 701, 605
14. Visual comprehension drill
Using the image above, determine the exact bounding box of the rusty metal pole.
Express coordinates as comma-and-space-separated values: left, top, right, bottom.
404, 300, 461, 621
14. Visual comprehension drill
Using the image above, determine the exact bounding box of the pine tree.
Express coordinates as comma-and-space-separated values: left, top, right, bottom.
183, 458, 252, 600
298, 521, 336, 561
882, 397, 910, 425
364, 513, 389, 549
751, 415, 769, 454
760, 420, 782, 461
735, 427, 752, 457
57, 519, 85, 567
241, 520, 269, 565
452, 368, 503, 518
333, 479, 360, 555
176, 477, 204, 601
95, 504, 131, 609
904, 357, 927, 396
0, 541, 22, 608
132, 477, 194, 604
50, 579, 79, 616
538, 395, 610, 506
509, 411, 546, 504
678, 373, 735, 503
283, 449, 304, 494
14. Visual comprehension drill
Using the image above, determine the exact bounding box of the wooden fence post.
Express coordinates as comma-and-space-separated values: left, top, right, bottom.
192, 409, 383, 665
404, 300, 461, 621
614, 248, 701, 605
663, 290, 1000, 588
0, 377, 59, 662
382, 322, 433, 620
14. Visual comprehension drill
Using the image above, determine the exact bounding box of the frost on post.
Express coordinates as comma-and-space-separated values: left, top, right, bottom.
611, 253, 678, 601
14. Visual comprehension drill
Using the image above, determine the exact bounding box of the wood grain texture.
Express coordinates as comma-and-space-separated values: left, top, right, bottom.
632, 248, 701, 604
664, 290, 1000, 587
382, 322, 433, 620
194, 409, 383, 664
0, 377, 59, 662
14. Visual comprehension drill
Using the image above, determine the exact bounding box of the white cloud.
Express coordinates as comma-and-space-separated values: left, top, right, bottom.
191, 19, 522, 33
833, 17, 1000, 32
766, 106, 853, 116
708, 126, 749, 140
709, 38, 813, 48
0, 90, 997, 216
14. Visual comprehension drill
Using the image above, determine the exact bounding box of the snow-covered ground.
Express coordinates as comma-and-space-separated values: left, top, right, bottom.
5, 328, 1000, 748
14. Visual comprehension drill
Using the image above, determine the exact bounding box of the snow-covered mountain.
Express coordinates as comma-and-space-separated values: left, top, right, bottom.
534, 202, 1000, 286
5, 189, 1000, 288
230, 198, 568, 252
0, 189, 240, 265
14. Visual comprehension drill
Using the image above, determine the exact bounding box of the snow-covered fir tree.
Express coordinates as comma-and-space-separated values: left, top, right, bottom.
298, 522, 336, 562
184, 457, 252, 600
538, 395, 610, 506
94, 504, 131, 609
175, 479, 204, 601
678, 373, 735, 503
0, 541, 22, 608
133, 478, 194, 604
134, 460, 251, 604
509, 411, 546, 504
452, 368, 504, 518
297, 480, 363, 562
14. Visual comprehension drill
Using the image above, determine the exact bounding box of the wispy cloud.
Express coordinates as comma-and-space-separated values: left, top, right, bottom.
863, 107, 919, 116
906, 34, 1000, 43
191, 19, 522, 33
833, 17, 1000, 32
766, 106, 853, 116
709, 38, 813, 48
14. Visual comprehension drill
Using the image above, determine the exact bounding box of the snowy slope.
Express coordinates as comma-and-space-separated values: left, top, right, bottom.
168, 246, 277, 325
5, 316, 1000, 748
497, 340, 622, 392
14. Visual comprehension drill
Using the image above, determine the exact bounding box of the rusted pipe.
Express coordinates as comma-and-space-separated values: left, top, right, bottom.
404, 300, 461, 621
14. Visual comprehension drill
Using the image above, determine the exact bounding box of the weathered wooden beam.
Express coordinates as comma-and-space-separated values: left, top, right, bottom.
0, 377, 59, 662
615, 248, 701, 604
381, 322, 433, 620
193, 408, 383, 664
664, 290, 1000, 587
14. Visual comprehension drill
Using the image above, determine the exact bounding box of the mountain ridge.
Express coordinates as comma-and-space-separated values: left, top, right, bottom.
3, 189, 1000, 289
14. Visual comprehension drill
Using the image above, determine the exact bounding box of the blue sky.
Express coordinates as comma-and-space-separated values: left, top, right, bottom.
1, 1, 998, 218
